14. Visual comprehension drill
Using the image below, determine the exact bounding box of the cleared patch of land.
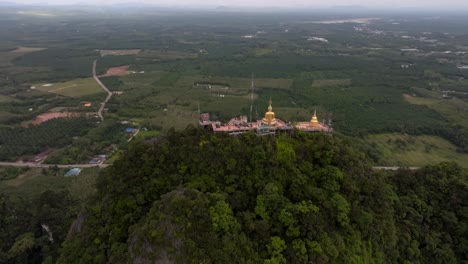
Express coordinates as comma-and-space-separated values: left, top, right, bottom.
0, 47, 46, 66
404, 93, 468, 129
367, 133, 468, 168
0, 111, 20, 123
137, 49, 197, 60
0, 95, 16, 103
24, 112, 81, 126
254, 48, 274, 56
177, 75, 292, 91
0, 167, 100, 201
36, 78, 105, 97
119, 71, 166, 90
10, 46, 47, 53
312, 79, 351, 87
100, 49, 141, 56
103, 65, 130, 76
135, 130, 160, 140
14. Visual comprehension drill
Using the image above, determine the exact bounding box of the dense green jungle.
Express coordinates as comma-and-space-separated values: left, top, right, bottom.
0, 5, 468, 264
3, 127, 468, 263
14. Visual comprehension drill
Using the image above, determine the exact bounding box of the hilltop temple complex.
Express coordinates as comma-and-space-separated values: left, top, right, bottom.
200, 99, 332, 135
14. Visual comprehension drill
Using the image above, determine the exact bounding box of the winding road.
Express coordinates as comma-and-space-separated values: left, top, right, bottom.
1, 60, 424, 171
0, 161, 109, 168
93, 59, 113, 121
0, 161, 419, 171
0, 61, 118, 169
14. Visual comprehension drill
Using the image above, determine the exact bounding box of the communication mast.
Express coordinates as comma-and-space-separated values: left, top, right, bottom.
250, 73, 255, 122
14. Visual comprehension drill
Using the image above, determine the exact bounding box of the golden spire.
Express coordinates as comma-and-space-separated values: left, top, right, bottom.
310, 109, 319, 127
268, 98, 273, 112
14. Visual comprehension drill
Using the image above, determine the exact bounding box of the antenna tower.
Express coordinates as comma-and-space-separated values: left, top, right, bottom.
250, 73, 254, 122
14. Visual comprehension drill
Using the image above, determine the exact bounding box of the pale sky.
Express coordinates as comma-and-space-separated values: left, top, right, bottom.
8, 0, 468, 9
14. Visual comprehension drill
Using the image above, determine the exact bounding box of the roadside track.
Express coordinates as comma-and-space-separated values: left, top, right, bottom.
0, 161, 109, 169
93, 59, 113, 121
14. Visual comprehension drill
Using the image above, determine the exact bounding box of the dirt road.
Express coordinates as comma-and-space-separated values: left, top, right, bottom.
93, 59, 113, 121
372, 166, 420, 170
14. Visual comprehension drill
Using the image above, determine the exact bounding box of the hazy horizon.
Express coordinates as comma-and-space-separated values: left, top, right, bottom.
4, 0, 468, 9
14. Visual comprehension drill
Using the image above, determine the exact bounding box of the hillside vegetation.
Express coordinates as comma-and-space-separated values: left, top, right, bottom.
51, 127, 468, 263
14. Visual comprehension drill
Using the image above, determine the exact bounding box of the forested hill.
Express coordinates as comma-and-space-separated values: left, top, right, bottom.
58, 127, 468, 263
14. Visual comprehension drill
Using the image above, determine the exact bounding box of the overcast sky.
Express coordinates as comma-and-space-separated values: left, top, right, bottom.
8, 0, 468, 9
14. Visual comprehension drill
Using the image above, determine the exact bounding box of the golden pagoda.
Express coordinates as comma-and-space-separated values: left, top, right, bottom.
262, 98, 277, 126
310, 109, 319, 127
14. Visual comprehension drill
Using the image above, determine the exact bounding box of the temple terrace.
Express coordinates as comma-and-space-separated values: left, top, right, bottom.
199, 99, 333, 135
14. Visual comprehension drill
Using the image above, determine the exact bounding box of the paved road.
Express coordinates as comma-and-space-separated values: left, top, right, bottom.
127, 128, 141, 142
0, 162, 419, 171
93, 59, 113, 122
372, 166, 420, 170
0, 162, 110, 169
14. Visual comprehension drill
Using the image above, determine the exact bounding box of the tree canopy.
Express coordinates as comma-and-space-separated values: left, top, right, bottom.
55, 127, 468, 263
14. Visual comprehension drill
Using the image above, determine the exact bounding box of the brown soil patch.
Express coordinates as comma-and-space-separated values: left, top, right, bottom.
24, 112, 80, 126
403, 93, 413, 99
104, 66, 130, 76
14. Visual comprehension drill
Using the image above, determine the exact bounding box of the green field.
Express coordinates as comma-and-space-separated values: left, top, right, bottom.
0, 95, 16, 103
0, 167, 100, 201
1, 7, 468, 164
135, 130, 160, 139
0, 47, 46, 66
405, 94, 468, 129
367, 133, 468, 168
0, 111, 20, 123
137, 49, 198, 60
35, 78, 104, 97
118, 71, 167, 90
254, 48, 274, 56
312, 79, 351, 87
176, 75, 292, 91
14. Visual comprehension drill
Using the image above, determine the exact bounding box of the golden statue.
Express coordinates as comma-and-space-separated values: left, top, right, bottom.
310, 109, 319, 127
262, 98, 277, 126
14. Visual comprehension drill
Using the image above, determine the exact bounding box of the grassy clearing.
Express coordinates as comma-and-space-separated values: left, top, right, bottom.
0, 47, 46, 66
100, 49, 140, 56
35, 78, 104, 97
0, 111, 20, 123
0, 166, 29, 181
119, 71, 166, 90
145, 106, 198, 130
254, 48, 274, 56
405, 95, 468, 129
0, 95, 16, 103
367, 133, 468, 168
11, 47, 47, 53
312, 79, 351, 87
176, 75, 292, 91
135, 130, 160, 140
0, 167, 100, 201
137, 49, 197, 60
